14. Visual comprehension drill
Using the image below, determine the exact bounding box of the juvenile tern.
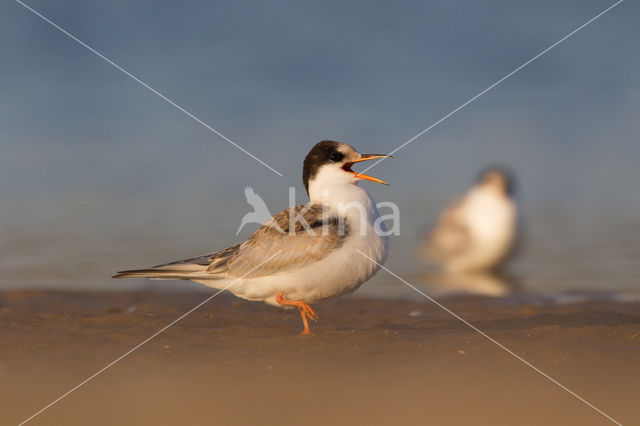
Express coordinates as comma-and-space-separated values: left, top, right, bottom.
421, 167, 517, 273
114, 141, 391, 334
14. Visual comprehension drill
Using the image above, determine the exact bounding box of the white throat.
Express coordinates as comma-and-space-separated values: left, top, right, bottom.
307, 166, 373, 213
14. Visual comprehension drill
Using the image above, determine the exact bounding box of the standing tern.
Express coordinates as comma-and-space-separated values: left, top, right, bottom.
421, 167, 517, 273
114, 141, 391, 334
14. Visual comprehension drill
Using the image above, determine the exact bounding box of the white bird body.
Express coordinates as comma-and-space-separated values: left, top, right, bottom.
423, 169, 517, 273
207, 181, 388, 305
447, 186, 516, 271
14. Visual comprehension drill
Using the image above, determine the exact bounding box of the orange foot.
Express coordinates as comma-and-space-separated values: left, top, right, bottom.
275, 292, 319, 335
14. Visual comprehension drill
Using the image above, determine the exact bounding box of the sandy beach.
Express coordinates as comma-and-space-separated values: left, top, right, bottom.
2, 289, 638, 425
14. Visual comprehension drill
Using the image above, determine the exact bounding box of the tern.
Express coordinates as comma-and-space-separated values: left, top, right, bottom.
420, 167, 517, 273
114, 141, 391, 334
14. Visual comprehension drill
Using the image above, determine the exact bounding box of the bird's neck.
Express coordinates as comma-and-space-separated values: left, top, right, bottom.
308, 181, 377, 221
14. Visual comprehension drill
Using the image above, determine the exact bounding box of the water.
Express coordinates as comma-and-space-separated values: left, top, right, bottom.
2, 193, 639, 302
1, 0, 639, 299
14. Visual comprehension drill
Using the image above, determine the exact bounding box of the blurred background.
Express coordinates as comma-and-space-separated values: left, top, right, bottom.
1, 0, 638, 298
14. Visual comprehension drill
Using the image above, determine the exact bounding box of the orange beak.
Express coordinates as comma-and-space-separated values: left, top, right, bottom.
343, 154, 391, 185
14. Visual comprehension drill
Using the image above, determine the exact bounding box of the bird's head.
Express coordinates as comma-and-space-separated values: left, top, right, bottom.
476, 166, 516, 196
302, 141, 390, 197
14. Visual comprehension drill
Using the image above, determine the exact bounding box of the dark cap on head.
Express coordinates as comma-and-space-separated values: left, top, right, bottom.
476, 165, 516, 196
302, 140, 346, 193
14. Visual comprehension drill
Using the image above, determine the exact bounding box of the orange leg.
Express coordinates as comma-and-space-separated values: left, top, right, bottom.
275, 292, 319, 335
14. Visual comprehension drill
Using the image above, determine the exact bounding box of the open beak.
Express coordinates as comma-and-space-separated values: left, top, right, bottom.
343, 154, 392, 185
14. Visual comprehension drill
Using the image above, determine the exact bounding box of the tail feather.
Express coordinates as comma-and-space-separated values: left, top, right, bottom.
112, 265, 223, 280
112, 268, 194, 280
113, 245, 240, 281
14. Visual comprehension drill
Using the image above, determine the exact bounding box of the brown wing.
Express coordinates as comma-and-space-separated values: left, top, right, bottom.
423, 198, 472, 260
208, 204, 349, 278
149, 243, 240, 269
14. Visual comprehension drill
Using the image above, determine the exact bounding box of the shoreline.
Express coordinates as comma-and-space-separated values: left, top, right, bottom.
2, 289, 639, 425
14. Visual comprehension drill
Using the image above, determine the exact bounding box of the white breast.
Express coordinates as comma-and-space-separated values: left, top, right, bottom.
450, 187, 516, 272
279, 183, 388, 303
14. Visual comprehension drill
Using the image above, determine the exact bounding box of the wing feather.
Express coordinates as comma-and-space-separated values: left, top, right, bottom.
210, 204, 348, 277
114, 204, 345, 280
423, 198, 471, 260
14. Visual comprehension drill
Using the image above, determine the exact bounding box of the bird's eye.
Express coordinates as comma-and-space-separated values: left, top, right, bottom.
329, 152, 343, 162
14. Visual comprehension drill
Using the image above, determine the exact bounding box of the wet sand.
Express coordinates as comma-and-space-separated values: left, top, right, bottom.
1, 289, 639, 425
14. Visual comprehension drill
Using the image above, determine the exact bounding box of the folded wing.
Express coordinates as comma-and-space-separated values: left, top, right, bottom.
422, 198, 471, 261
113, 204, 347, 280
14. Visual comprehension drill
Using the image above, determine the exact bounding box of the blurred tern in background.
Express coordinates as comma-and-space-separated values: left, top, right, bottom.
421, 167, 518, 273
